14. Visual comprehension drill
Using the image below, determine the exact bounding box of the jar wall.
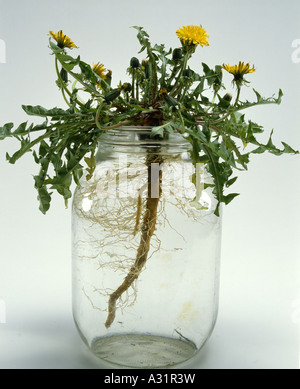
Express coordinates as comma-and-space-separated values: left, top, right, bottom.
72, 128, 222, 368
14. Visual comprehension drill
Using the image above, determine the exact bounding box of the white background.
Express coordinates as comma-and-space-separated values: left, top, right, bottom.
0, 0, 299, 369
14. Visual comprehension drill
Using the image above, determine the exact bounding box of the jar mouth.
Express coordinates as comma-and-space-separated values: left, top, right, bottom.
98, 126, 191, 154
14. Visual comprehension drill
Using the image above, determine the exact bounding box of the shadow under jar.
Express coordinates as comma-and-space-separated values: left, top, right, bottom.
72, 126, 222, 368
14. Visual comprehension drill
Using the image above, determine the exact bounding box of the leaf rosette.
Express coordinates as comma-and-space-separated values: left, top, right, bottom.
0, 26, 298, 215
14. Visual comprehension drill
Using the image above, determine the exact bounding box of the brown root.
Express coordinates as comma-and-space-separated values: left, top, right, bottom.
105, 152, 163, 328
72, 151, 206, 328
133, 194, 142, 236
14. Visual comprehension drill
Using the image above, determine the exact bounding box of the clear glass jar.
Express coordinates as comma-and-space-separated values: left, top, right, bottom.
72, 126, 222, 368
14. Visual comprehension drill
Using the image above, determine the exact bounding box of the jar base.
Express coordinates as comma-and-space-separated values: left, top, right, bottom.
90, 333, 197, 368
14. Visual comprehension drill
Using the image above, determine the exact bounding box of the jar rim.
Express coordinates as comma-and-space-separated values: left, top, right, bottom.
97, 126, 191, 155
107, 125, 173, 136
116, 126, 154, 131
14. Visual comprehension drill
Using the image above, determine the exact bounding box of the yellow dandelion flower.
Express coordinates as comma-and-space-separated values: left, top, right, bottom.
159, 88, 168, 97
93, 63, 106, 79
176, 25, 209, 47
49, 30, 78, 49
92, 62, 108, 88
222, 61, 255, 84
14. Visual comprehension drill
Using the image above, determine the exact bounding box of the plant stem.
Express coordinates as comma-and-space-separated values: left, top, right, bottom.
210, 85, 242, 124
55, 57, 72, 98
61, 88, 71, 107
55, 57, 86, 109
132, 71, 135, 99
170, 53, 189, 97
234, 85, 241, 106
167, 64, 181, 88
146, 46, 158, 105
105, 152, 163, 328
136, 81, 139, 102
55, 54, 101, 98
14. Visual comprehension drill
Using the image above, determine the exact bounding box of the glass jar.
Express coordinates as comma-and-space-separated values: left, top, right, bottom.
72, 126, 222, 368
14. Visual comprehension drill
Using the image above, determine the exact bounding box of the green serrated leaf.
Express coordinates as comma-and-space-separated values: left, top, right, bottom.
0, 123, 14, 140
37, 187, 52, 214
49, 39, 62, 54
73, 167, 83, 186
66, 152, 79, 171
226, 176, 238, 187
222, 192, 240, 204
6, 138, 31, 164
281, 142, 299, 154
13, 122, 28, 135
150, 121, 173, 138
22, 105, 68, 117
